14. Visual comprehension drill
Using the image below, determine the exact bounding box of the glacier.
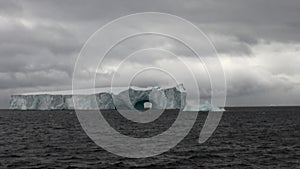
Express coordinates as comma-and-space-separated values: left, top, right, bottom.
9, 84, 187, 110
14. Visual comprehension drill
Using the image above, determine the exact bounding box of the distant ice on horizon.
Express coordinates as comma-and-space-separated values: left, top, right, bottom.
184, 101, 225, 112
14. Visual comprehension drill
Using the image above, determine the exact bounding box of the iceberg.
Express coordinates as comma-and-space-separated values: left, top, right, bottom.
9, 84, 186, 110
9, 84, 224, 111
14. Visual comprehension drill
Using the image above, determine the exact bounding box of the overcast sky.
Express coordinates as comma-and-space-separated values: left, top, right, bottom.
1, 0, 300, 108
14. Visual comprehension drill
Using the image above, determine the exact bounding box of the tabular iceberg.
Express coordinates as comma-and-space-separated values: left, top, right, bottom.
9, 84, 186, 110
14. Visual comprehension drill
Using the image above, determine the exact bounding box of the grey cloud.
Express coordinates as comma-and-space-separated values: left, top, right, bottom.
0, 22, 81, 56
0, 16, 79, 77
9, 0, 300, 54
0, 70, 71, 89
10, 0, 300, 44
0, 0, 23, 16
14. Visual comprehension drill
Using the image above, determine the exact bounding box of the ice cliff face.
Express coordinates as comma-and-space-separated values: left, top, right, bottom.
9, 84, 186, 110
112, 84, 186, 110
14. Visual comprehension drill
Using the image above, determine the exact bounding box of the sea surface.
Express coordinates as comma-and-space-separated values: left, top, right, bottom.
0, 107, 299, 168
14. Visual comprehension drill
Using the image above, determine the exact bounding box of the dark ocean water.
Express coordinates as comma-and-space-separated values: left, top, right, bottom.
0, 107, 299, 168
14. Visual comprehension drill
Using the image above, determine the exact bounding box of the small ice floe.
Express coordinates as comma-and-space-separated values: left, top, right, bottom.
184, 101, 225, 112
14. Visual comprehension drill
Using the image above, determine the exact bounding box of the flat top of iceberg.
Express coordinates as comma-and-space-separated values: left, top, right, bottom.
17, 87, 127, 96
15, 84, 185, 96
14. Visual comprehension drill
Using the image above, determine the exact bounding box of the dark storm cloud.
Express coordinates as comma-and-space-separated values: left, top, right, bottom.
0, 0, 300, 108
5, 0, 300, 55
18, 0, 300, 43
